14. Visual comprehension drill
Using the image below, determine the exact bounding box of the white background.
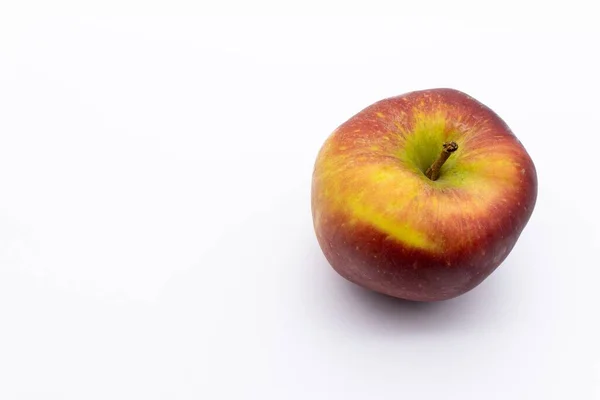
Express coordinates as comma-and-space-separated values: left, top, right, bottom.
1, 1, 599, 399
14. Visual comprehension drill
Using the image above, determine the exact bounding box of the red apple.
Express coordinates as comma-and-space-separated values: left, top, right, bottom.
311, 88, 537, 301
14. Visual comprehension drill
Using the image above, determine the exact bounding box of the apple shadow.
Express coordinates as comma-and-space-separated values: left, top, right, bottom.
309, 253, 509, 337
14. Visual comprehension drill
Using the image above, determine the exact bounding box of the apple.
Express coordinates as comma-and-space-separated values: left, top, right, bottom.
311, 88, 537, 301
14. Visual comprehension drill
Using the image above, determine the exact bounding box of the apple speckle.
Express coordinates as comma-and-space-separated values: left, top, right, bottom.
376, 112, 385, 118
521, 168, 526, 174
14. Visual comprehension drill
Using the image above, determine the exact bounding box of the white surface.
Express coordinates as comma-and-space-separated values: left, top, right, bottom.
0, 4, 599, 399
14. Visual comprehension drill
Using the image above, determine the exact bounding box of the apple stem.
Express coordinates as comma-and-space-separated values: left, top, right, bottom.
425, 141, 459, 181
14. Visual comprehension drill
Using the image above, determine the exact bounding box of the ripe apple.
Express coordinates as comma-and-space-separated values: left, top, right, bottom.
311, 88, 537, 301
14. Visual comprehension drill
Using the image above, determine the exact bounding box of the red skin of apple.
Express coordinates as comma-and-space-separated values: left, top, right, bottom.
311, 89, 537, 301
